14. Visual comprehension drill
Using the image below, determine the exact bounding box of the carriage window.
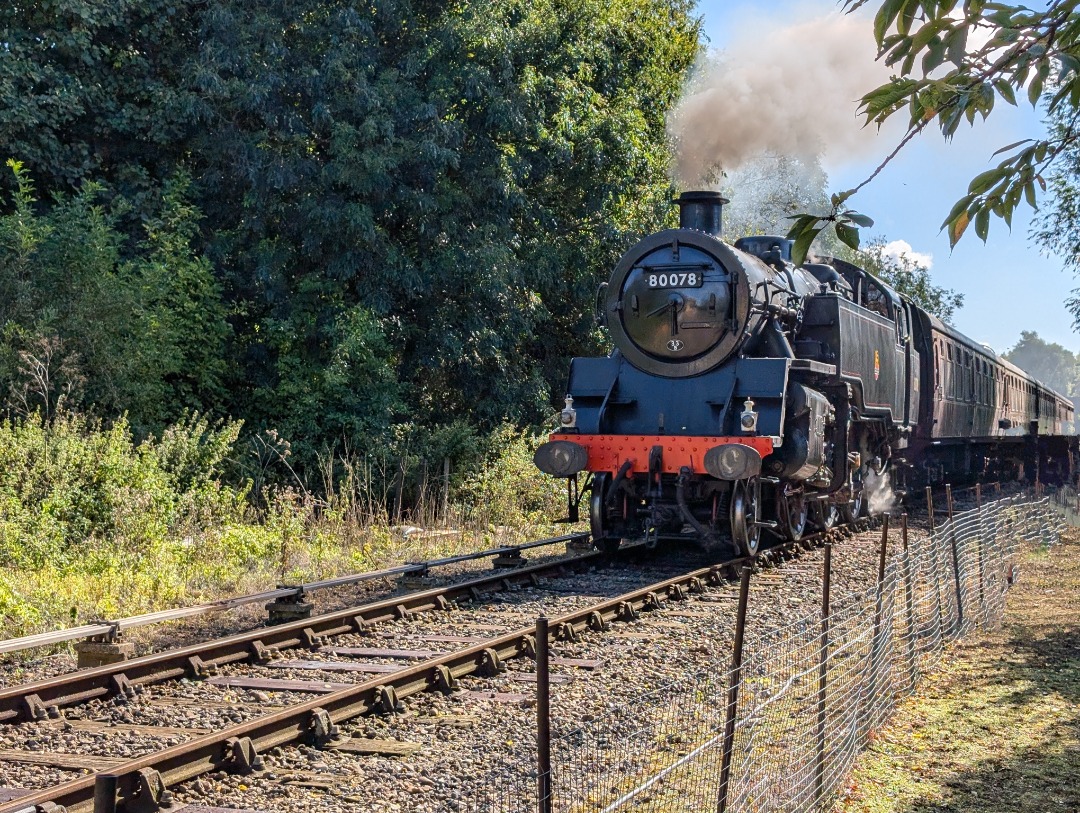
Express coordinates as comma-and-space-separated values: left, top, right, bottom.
864, 279, 891, 318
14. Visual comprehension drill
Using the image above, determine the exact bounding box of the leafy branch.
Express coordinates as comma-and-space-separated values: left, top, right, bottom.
789, 0, 1080, 263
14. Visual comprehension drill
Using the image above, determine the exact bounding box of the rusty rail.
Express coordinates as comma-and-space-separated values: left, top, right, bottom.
0, 554, 777, 813
0, 533, 588, 656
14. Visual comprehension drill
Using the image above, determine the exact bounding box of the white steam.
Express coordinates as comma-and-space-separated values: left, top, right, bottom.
668, 13, 896, 188
864, 468, 899, 517
720, 152, 830, 238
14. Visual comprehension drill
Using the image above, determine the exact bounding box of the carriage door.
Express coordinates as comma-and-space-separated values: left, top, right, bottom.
899, 302, 918, 427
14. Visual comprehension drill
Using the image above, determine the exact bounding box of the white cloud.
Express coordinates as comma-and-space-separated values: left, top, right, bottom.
880, 239, 933, 269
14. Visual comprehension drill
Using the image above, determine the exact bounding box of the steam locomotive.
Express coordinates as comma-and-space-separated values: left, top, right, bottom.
534, 191, 1077, 556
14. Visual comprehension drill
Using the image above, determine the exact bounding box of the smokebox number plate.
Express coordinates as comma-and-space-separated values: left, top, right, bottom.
646, 271, 704, 289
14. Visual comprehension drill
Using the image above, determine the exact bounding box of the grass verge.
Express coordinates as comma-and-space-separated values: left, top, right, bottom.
833, 525, 1080, 813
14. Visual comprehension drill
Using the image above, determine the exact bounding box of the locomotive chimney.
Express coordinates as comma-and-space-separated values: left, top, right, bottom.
675, 190, 729, 236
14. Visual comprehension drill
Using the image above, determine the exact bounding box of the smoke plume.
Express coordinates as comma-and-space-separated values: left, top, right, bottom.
864, 468, 899, 517
668, 13, 895, 188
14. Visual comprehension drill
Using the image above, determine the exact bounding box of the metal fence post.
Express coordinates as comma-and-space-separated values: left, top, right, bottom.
928, 494, 946, 651
717, 567, 752, 813
975, 485, 987, 622
926, 486, 936, 535
536, 616, 552, 813
865, 515, 890, 738
814, 544, 832, 807
901, 513, 917, 691
946, 485, 964, 634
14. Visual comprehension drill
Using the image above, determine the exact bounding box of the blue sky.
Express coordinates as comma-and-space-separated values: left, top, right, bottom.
693, 0, 1079, 355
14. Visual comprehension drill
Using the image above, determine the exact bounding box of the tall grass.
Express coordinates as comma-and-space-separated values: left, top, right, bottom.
0, 411, 568, 639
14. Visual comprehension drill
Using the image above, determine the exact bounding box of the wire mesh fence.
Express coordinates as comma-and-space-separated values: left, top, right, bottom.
467, 492, 1066, 813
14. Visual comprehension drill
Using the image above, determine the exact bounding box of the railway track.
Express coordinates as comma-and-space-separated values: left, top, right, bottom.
0, 520, 887, 813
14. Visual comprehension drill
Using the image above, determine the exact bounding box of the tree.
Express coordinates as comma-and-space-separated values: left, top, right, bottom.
843, 238, 965, 321
1, 0, 700, 471
786, 1, 1080, 264
1004, 330, 1080, 396
0, 162, 229, 428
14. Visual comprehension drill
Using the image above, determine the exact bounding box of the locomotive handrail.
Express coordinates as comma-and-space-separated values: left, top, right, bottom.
0, 531, 588, 656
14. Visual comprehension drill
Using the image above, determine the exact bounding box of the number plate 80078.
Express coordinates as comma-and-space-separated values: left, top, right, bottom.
647, 271, 704, 289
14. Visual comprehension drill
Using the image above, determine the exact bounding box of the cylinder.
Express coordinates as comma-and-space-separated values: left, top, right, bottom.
676, 190, 728, 236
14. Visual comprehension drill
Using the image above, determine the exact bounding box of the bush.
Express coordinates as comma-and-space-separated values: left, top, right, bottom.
455, 424, 567, 537
0, 411, 571, 640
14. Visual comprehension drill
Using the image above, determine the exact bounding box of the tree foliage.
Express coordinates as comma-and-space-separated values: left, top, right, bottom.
0, 0, 699, 472
0, 162, 229, 428
842, 238, 965, 321
787, 0, 1080, 264
1004, 330, 1080, 397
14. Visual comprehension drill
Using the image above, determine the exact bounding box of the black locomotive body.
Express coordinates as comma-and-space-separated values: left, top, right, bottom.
535, 191, 1076, 555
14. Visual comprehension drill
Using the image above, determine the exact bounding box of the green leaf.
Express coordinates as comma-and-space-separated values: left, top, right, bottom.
911, 18, 943, 53
974, 207, 991, 241
791, 225, 825, 266
898, 1, 918, 37
875, 0, 907, 43
991, 138, 1032, 157
831, 189, 857, 208
786, 214, 819, 233
835, 221, 861, 251
968, 167, 1006, 195
940, 193, 975, 230
1024, 180, 1037, 209
845, 211, 875, 228
1028, 72, 1045, 106
994, 80, 1017, 106
945, 25, 968, 66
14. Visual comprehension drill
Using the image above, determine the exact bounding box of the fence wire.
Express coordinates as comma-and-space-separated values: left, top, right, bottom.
469, 493, 1065, 813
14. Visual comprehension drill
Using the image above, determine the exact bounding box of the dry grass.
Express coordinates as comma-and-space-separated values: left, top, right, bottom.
833, 526, 1080, 813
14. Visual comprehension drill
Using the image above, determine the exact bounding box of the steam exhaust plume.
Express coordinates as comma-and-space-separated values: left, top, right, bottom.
668, 13, 896, 188
864, 467, 899, 517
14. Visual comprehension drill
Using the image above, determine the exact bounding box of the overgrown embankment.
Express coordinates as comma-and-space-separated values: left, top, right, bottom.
0, 412, 564, 639
834, 526, 1080, 812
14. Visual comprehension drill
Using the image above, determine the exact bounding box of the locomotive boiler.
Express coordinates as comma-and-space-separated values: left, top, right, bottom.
534, 191, 1076, 556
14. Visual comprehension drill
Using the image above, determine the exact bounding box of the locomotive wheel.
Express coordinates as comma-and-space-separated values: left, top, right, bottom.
730, 479, 761, 557
811, 500, 839, 531
590, 474, 621, 554
778, 488, 808, 541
